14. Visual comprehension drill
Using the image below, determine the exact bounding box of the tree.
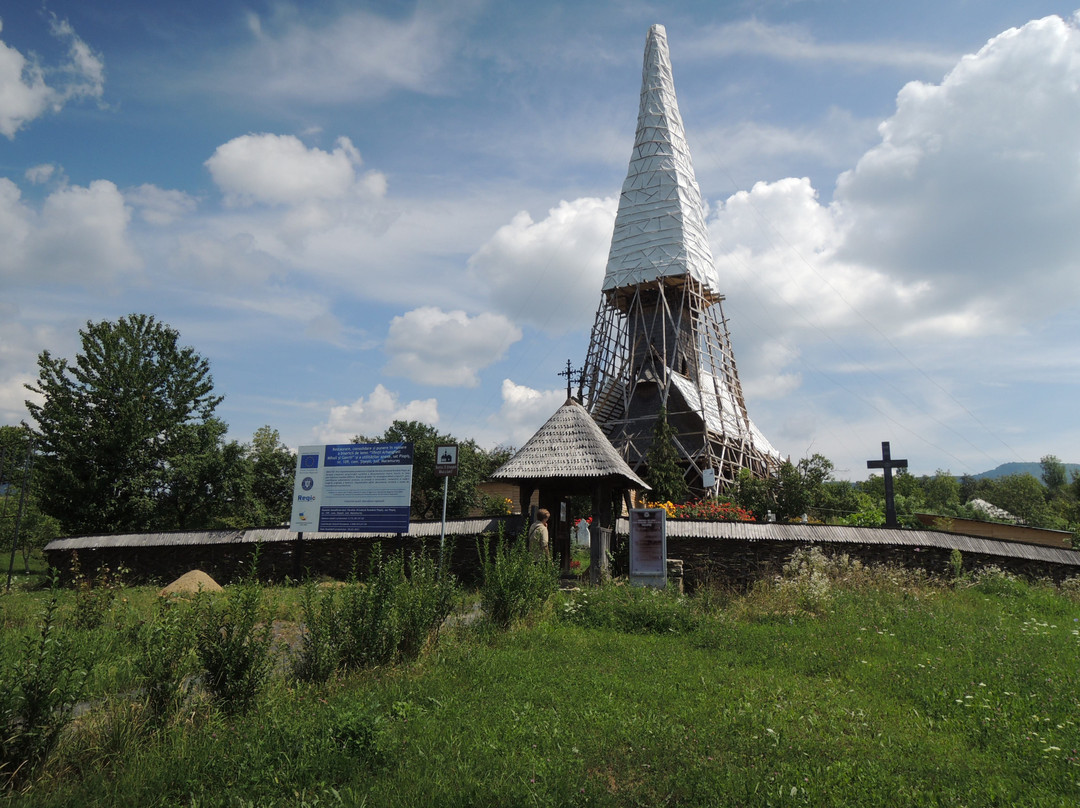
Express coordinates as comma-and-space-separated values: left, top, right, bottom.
154, 419, 252, 530
643, 407, 689, 504
247, 426, 295, 526
1041, 454, 1067, 494
979, 473, 1052, 527
25, 314, 224, 535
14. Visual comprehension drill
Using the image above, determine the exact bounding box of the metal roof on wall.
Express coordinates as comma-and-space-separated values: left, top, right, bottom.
46, 518, 1080, 568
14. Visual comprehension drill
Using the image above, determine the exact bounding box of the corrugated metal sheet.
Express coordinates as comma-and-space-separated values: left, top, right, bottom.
45, 518, 514, 552
46, 519, 1080, 569
613, 520, 1080, 567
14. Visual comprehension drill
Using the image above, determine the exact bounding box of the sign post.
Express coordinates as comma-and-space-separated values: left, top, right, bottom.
629, 508, 667, 589
290, 443, 414, 533
435, 445, 459, 574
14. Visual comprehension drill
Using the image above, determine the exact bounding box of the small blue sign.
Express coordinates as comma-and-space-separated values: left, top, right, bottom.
301, 477, 314, 491
300, 453, 320, 469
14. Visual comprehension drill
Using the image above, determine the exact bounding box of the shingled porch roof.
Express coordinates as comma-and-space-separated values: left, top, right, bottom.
491, 397, 649, 490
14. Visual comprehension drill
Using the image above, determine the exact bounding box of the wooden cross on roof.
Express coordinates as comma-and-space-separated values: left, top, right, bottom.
867, 441, 908, 528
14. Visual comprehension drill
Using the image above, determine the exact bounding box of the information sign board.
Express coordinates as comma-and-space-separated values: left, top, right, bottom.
289, 443, 413, 533
629, 508, 667, 588
435, 445, 458, 477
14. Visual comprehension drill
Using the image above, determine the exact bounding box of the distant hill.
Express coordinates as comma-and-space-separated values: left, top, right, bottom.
970, 462, 1080, 483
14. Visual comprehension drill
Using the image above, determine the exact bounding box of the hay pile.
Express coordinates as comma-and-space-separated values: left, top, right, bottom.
158, 570, 223, 597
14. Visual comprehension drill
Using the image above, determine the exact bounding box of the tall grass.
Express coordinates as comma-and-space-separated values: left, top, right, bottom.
477, 527, 558, 628
292, 547, 459, 682
2, 554, 1079, 805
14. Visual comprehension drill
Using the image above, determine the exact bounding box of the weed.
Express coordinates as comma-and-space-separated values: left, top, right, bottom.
133, 596, 199, 719
194, 564, 274, 713
559, 582, 698, 634
294, 547, 458, 679
1, 586, 88, 786
292, 579, 342, 684
478, 526, 557, 628
69, 553, 128, 631
949, 548, 964, 581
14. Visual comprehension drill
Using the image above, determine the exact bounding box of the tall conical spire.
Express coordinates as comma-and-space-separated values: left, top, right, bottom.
581, 24, 780, 495
602, 24, 719, 296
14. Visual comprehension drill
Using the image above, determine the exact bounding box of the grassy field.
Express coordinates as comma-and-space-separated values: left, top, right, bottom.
2, 549, 1079, 806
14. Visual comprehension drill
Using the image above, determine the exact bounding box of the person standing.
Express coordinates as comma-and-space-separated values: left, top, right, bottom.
528, 508, 551, 562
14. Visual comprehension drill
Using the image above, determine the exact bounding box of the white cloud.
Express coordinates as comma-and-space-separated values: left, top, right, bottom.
0, 305, 59, 425
468, 197, 617, 333
0, 178, 140, 286
384, 307, 522, 387
0, 178, 31, 275
0, 16, 104, 138
25, 164, 56, 185
126, 184, 197, 225
222, 5, 471, 103
316, 384, 439, 444
833, 14, 1080, 324
206, 134, 379, 207
25, 180, 140, 284
684, 19, 957, 72
487, 379, 566, 448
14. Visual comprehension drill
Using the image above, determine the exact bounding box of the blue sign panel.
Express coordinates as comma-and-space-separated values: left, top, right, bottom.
290, 443, 413, 534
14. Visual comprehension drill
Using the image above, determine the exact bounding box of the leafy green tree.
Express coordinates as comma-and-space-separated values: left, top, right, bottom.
921, 469, 962, 513
25, 314, 223, 534
978, 473, 1053, 527
0, 487, 60, 573
775, 461, 809, 522
1041, 454, 1067, 494
733, 468, 774, 521
354, 421, 509, 519
247, 426, 295, 526
154, 420, 252, 530
643, 407, 689, 504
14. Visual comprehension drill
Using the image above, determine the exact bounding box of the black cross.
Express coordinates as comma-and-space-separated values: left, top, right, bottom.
867, 441, 908, 528
558, 360, 582, 401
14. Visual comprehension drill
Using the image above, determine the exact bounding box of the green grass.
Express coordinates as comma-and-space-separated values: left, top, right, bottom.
2, 557, 1080, 806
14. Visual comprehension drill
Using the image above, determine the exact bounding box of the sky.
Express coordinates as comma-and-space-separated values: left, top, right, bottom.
2, 0, 1080, 481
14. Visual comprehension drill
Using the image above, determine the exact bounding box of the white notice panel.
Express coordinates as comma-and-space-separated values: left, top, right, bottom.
289, 443, 413, 533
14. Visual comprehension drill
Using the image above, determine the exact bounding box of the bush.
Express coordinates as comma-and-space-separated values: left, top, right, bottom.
293, 547, 458, 680
69, 554, 128, 631
133, 596, 198, 719
194, 574, 274, 713
478, 527, 558, 628
559, 583, 698, 634
1, 588, 88, 787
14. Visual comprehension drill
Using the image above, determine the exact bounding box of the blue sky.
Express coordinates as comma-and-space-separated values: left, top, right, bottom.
3, 0, 1080, 480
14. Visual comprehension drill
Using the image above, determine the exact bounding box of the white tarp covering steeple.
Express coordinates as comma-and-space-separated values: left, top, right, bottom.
602, 24, 720, 295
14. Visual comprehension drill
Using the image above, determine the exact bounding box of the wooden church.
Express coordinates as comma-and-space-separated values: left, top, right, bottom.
579, 24, 782, 496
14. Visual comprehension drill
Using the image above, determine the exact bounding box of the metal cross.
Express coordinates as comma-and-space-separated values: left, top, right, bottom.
867, 441, 908, 528
558, 360, 582, 401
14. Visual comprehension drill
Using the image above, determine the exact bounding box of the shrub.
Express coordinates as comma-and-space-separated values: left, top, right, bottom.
293, 547, 458, 680
971, 565, 1027, 598
133, 596, 198, 719
1, 588, 88, 787
559, 583, 697, 634
292, 580, 343, 684
194, 572, 274, 713
394, 551, 457, 662
69, 554, 128, 631
478, 527, 558, 628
